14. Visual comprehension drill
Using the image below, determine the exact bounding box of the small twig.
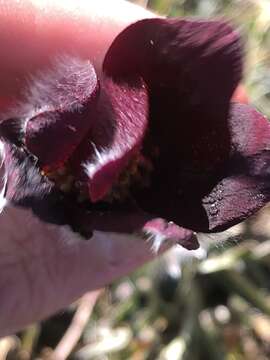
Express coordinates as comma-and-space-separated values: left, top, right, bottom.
51, 290, 102, 360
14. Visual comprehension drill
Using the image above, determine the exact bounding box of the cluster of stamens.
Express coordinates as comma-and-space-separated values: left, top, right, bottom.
103, 153, 154, 203
41, 151, 154, 205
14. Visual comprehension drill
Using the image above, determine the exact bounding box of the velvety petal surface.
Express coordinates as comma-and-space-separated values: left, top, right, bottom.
104, 18, 243, 169
104, 18, 242, 104
2, 142, 74, 226
142, 218, 199, 250
81, 76, 149, 202
131, 104, 270, 232
25, 57, 99, 170
203, 103, 270, 231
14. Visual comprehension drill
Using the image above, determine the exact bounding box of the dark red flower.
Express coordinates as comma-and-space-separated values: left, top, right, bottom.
1, 18, 270, 251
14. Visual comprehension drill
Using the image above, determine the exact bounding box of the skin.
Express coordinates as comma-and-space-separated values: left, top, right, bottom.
0, 0, 169, 337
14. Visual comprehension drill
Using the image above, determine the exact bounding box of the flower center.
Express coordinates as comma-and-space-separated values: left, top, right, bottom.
42, 151, 154, 205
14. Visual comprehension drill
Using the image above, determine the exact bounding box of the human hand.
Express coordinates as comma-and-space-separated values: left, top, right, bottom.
0, 0, 171, 337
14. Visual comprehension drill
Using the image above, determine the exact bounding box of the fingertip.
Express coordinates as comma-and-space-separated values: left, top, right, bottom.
0, 0, 155, 99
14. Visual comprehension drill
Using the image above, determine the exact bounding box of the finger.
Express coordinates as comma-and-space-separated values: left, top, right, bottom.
0, 205, 172, 336
0, 0, 162, 336
0, 0, 154, 99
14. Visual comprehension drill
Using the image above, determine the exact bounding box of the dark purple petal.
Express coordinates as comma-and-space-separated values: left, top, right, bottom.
129, 103, 233, 232
81, 76, 149, 202
229, 103, 270, 156
0, 118, 24, 147
202, 174, 270, 232
104, 18, 243, 171
131, 104, 270, 232
25, 57, 99, 170
104, 18, 242, 104
142, 218, 199, 250
2, 142, 75, 226
203, 103, 270, 231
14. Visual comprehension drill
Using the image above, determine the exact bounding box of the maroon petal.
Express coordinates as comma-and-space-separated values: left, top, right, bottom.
202, 174, 270, 232
82, 76, 148, 202
104, 18, 243, 171
142, 218, 199, 250
133, 104, 270, 232
203, 103, 270, 231
104, 18, 242, 104
130, 102, 234, 232
25, 57, 99, 170
2, 142, 75, 226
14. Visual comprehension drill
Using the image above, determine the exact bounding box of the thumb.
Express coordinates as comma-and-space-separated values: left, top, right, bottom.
0, 0, 154, 102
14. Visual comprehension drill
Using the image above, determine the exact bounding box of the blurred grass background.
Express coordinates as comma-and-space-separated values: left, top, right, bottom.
1, 1, 270, 359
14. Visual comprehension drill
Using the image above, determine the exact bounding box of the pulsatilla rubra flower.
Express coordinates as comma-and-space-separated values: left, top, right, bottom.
1, 18, 270, 251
